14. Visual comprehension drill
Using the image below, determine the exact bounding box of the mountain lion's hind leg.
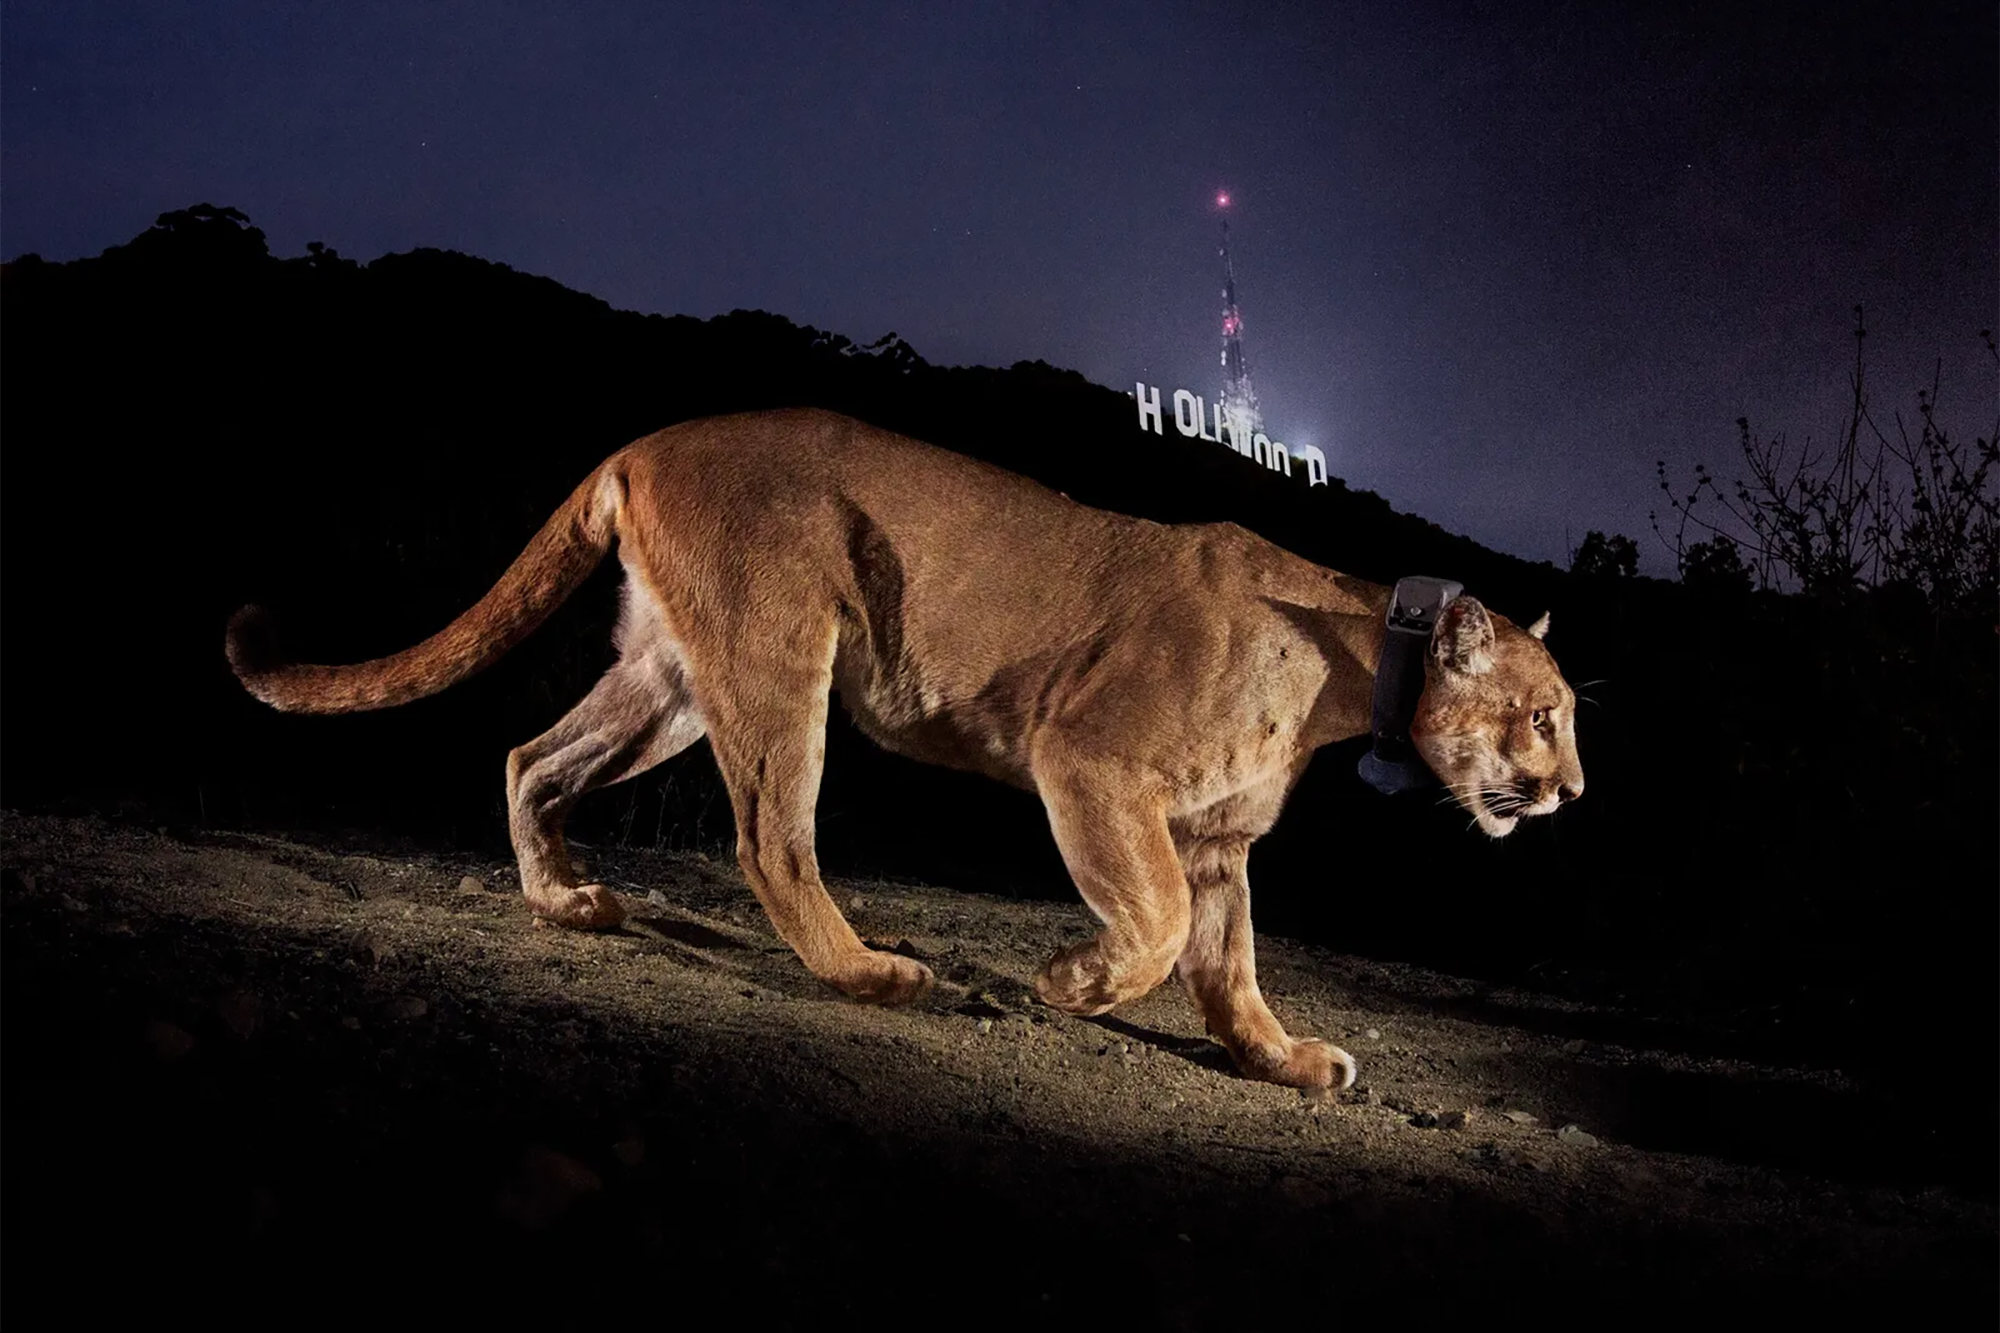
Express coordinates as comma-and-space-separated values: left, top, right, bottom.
506, 650, 705, 930
1030, 744, 1191, 1016
701, 615, 933, 1006
1174, 835, 1355, 1090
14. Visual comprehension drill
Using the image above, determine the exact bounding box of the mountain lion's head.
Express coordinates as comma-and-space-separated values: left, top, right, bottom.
1410, 597, 1585, 838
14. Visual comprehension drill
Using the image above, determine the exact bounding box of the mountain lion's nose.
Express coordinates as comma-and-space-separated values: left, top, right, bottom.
1558, 781, 1584, 804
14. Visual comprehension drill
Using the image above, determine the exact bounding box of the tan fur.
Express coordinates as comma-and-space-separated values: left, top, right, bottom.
227, 409, 1584, 1088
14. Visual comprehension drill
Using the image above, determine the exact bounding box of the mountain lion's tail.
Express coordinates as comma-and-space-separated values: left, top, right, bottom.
227, 466, 626, 714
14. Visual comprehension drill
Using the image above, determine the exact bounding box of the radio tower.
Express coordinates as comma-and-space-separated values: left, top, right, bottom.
1215, 191, 1262, 440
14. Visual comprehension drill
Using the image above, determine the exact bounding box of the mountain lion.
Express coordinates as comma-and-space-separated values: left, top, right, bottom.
228, 409, 1584, 1089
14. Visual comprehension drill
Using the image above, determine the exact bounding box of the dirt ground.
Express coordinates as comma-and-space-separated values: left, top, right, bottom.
3, 810, 1992, 1325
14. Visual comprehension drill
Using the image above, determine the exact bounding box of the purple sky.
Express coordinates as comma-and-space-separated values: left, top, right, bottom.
4, 0, 1992, 572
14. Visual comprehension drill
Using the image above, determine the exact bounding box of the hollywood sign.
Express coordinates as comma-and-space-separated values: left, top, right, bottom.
1131, 382, 1328, 487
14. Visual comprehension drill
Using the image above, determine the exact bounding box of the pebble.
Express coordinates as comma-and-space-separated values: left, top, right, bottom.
145, 1019, 195, 1062
975, 1018, 993, 1034
1556, 1123, 1601, 1148
457, 876, 486, 895
1364, 1028, 1381, 1041
350, 930, 393, 967
1502, 1110, 1539, 1126
495, 1147, 603, 1232
216, 990, 263, 1040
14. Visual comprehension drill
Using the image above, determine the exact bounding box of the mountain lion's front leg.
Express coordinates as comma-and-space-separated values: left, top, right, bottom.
1030, 742, 1191, 1015
1174, 835, 1356, 1090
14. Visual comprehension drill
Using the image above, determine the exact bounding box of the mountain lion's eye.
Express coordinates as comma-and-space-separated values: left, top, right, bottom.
1531, 708, 1550, 729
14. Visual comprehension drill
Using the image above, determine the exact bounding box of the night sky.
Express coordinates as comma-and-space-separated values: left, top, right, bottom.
5, 1, 1993, 572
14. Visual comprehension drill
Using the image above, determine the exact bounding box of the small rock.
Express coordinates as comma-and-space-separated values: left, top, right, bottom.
385, 995, 430, 1021
247, 1186, 282, 1233
350, 930, 393, 967
216, 990, 263, 1040
495, 1147, 603, 1231
145, 1019, 195, 1062
1502, 1110, 1539, 1127
1364, 1028, 1381, 1042
646, 889, 670, 907
1556, 1123, 1601, 1148
975, 1018, 993, 1034
1440, 1109, 1471, 1131
848, 895, 867, 911
457, 875, 486, 895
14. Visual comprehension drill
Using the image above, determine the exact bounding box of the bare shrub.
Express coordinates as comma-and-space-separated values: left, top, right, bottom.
1654, 308, 1998, 618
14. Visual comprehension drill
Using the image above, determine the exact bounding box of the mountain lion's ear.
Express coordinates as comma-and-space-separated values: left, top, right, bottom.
1527, 611, 1551, 640
1434, 596, 1495, 675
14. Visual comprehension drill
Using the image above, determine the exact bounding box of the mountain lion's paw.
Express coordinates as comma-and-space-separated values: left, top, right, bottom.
536, 884, 627, 931
827, 950, 934, 1006
1239, 1036, 1357, 1090
1031, 943, 1119, 1017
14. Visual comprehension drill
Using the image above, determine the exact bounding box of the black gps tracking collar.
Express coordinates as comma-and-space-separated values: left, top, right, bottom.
1355, 576, 1463, 796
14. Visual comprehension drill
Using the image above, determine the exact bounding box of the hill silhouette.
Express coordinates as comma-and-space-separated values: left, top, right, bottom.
2, 206, 1992, 1146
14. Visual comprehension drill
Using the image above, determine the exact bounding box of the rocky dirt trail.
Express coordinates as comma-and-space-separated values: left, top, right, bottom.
3, 812, 1991, 1325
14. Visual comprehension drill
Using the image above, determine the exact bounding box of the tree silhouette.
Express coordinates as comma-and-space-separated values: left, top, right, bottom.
115, 202, 270, 268
1678, 534, 1752, 595
1570, 529, 1638, 579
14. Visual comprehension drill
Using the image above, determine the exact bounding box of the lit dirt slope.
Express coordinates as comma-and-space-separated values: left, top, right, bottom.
2, 812, 1990, 1324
